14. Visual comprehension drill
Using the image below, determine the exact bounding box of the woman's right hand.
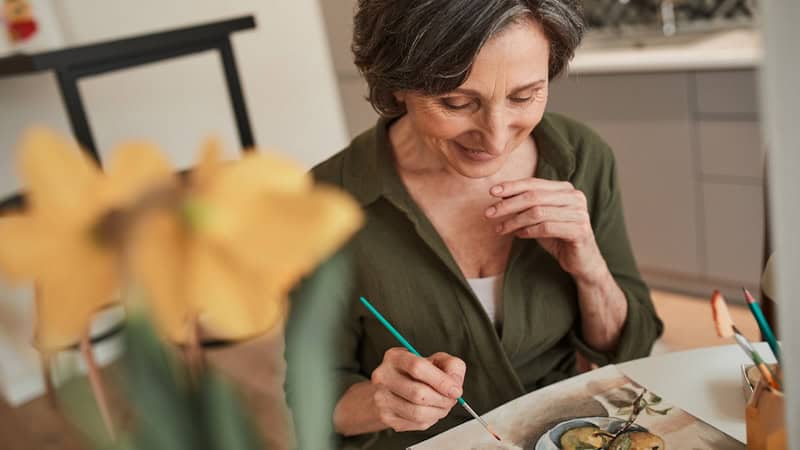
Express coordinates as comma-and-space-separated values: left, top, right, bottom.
371, 348, 466, 431
333, 348, 466, 435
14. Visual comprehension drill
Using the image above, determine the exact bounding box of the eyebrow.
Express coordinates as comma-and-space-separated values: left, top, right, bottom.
452, 79, 547, 96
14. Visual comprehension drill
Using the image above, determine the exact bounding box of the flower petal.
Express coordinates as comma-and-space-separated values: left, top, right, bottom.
190, 137, 225, 189
0, 215, 52, 281
205, 152, 312, 204
104, 141, 177, 207
204, 185, 362, 295
18, 128, 103, 224
33, 237, 119, 352
127, 210, 191, 343
189, 243, 287, 342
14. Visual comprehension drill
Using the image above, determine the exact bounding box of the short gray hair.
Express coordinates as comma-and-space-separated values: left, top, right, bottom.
352, 0, 584, 117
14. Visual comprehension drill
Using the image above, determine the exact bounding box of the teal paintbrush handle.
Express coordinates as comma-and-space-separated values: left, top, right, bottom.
359, 296, 465, 403
359, 296, 423, 357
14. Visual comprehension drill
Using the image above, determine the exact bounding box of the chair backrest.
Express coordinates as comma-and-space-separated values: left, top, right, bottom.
0, 193, 24, 215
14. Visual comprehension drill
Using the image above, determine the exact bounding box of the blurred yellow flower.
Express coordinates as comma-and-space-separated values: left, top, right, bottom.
130, 141, 363, 343
0, 129, 174, 353
0, 131, 362, 350
0, 131, 361, 450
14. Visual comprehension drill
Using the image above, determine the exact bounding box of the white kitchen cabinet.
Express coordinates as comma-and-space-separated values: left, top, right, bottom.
549, 69, 764, 298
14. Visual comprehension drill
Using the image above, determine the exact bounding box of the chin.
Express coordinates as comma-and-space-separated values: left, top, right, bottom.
448, 160, 504, 179
446, 141, 506, 179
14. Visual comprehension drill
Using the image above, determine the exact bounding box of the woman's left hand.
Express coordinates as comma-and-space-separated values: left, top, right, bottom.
485, 178, 607, 284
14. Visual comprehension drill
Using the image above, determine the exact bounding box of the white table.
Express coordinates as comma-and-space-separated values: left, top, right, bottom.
619, 342, 776, 443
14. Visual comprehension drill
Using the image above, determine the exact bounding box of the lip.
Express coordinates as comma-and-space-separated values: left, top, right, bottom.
453, 141, 497, 162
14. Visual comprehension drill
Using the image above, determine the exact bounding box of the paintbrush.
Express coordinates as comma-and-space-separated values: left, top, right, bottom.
742, 288, 781, 363
359, 296, 503, 442
711, 290, 780, 390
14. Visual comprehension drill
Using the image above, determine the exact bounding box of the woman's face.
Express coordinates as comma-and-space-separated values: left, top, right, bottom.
397, 19, 550, 179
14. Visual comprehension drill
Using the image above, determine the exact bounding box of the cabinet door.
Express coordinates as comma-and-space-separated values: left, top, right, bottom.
548, 73, 701, 275
695, 70, 759, 116
697, 120, 764, 179
702, 183, 764, 287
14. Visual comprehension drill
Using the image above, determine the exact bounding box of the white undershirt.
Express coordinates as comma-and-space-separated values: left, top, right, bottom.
466, 274, 504, 328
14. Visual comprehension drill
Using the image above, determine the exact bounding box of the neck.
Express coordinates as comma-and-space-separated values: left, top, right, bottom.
388, 116, 537, 189
389, 115, 451, 174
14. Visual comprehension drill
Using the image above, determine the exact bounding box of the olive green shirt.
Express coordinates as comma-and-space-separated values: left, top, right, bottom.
311, 113, 663, 449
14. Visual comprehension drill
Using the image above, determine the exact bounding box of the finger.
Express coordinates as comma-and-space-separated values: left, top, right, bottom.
486, 189, 583, 218
515, 221, 590, 242
378, 411, 420, 433
373, 399, 428, 433
388, 348, 463, 399
374, 367, 455, 409
380, 411, 426, 433
490, 178, 574, 198
428, 352, 466, 385
375, 390, 450, 428
497, 206, 587, 235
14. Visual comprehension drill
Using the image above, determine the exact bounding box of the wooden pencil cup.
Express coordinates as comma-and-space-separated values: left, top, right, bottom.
746, 380, 786, 450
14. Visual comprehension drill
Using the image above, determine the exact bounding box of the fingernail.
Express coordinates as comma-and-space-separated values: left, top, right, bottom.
491, 186, 503, 195
486, 206, 496, 217
449, 387, 460, 398
495, 224, 503, 233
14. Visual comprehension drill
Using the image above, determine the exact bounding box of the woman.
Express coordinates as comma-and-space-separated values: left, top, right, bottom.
298, 1, 662, 448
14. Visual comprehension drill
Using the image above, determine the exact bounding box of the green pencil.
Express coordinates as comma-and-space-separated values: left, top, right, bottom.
359, 296, 502, 442
743, 288, 781, 363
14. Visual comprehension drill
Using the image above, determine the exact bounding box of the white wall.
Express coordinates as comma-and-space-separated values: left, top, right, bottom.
0, 0, 347, 405
319, 0, 380, 137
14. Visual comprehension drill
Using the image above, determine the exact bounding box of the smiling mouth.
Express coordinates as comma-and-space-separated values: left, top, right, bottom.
454, 141, 496, 162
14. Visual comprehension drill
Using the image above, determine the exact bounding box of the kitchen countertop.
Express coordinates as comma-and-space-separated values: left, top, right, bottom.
569, 28, 762, 74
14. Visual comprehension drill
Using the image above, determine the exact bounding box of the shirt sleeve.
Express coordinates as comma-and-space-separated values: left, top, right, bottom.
569, 137, 665, 366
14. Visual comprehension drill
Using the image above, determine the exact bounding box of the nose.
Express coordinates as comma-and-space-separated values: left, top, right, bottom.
480, 108, 511, 155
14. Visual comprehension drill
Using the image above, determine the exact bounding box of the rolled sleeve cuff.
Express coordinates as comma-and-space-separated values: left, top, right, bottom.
570, 288, 663, 366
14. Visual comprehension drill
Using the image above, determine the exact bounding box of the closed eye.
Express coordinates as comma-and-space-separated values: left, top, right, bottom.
509, 96, 533, 103
440, 98, 474, 110
510, 87, 545, 104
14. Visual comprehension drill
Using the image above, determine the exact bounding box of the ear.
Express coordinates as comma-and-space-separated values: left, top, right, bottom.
393, 91, 406, 104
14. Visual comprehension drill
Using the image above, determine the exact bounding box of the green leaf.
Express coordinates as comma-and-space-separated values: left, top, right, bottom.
56, 374, 116, 449
647, 392, 662, 404
645, 406, 673, 416
285, 251, 353, 450
121, 310, 198, 450
200, 372, 263, 450
616, 406, 634, 416
610, 433, 632, 450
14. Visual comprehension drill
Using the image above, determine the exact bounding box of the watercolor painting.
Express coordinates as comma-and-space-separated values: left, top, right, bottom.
408, 365, 743, 450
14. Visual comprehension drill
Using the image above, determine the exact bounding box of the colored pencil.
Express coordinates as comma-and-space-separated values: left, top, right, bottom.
742, 288, 781, 363
732, 325, 780, 390
359, 296, 502, 441
710, 291, 780, 390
